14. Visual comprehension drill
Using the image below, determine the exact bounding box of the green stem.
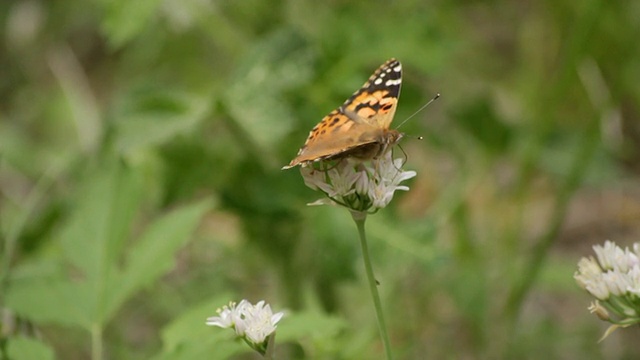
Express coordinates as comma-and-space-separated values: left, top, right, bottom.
91, 324, 103, 360
264, 333, 276, 359
351, 211, 393, 360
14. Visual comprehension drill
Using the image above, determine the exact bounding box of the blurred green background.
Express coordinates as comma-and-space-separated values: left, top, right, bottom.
1, 0, 639, 359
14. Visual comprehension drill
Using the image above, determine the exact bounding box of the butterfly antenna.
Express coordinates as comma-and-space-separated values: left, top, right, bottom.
395, 93, 440, 130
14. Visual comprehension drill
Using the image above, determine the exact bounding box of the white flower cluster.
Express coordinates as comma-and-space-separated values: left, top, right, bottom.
574, 240, 640, 334
300, 152, 416, 213
206, 300, 284, 354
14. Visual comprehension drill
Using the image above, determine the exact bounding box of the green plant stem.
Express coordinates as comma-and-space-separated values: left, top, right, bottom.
264, 333, 276, 359
351, 211, 393, 360
91, 324, 103, 360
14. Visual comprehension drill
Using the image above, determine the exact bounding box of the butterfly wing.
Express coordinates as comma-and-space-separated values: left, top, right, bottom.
285, 110, 387, 166
284, 58, 402, 168
342, 58, 402, 129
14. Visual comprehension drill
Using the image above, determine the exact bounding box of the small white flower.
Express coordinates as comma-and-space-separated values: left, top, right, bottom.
307, 198, 337, 207
327, 161, 360, 198
601, 271, 630, 297
585, 279, 610, 301
624, 249, 640, 271
366, 154, 415, 209
206, 299, 284, 354
593, 241, 625, 272
354, 168, 370, 195
206, 300, 244, 330
301, 167, 332, 194
627, 265, 640, 297
575, 240, 640, 339
242, 301, 285, 344
300, 152, 416, 213
574, 257, 603, 288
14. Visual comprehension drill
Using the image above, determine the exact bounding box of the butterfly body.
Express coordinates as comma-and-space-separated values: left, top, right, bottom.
283, 58, 403, 169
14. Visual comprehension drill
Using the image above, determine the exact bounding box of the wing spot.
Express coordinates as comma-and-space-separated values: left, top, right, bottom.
374, 78, 383, 85
385, 79, 401, 86
393, 64, 402, 72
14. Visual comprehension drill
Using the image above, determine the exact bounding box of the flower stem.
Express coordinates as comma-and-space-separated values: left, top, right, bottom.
91, 323, 103, 360
351, 211, 393, 360
264, 333, 276, 359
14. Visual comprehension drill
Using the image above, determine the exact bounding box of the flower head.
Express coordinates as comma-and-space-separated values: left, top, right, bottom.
207, 299, 284, 355
300, 152, 416, 214
574, 240, 640, 339
206, 300, 248, 329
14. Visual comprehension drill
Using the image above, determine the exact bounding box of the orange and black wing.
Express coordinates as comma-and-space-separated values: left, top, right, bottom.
283, 58, 402, 169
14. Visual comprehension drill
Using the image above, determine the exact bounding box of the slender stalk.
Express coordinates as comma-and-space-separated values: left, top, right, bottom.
91, 324, 103, 360
264, 333, 276, 359
351, 211, 393, 360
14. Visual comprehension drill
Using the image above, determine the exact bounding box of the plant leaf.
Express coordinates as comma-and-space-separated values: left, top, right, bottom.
105, 199, 212, 319
6, 336, 54, 360
113, 89, 210, 155
6, 279, 90, 328
99, 0, 164, 49
153, 293, 247, 360
56, 160, 141, 326
275, 310, 346, 342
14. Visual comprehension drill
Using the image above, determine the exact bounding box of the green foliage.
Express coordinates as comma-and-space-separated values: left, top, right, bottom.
6, 336, 54, 360
100, 0, 164, 49
1, 157, 211, 357
113, 88, 211, 155
156, 293, 247, 360
1, 0, 640, 358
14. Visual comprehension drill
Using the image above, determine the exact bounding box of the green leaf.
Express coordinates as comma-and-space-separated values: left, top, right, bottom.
6, 336, 55, 360
154, 293, 247, 360
160, 293, 234, 352
7, 163, 210, 332
100, 0, 164, 49
54, 160, 142, 327
154, 332, 245, 360
58, 160, 141, 282
105, 199, 212, 320
113, 89, 210, 156
276, 310, 346, 343
5, 279, 90, 328
224, 29, 315, 157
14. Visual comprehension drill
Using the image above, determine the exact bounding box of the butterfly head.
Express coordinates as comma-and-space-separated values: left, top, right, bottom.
384, 129, 404, 145
375, 128, 404, 159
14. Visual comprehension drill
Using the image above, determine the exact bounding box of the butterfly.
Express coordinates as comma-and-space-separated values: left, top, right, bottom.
283, 58, 403, 169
